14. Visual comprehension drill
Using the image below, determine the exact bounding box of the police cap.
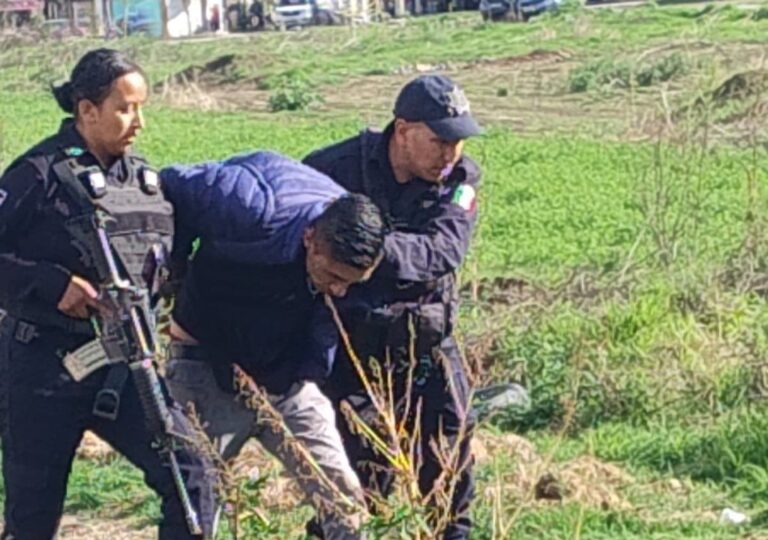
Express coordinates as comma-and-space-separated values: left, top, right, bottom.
393, 74, 482, 141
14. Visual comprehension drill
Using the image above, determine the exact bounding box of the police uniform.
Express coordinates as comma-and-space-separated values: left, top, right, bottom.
0, 119, 215, 540
304, 123, 480, 539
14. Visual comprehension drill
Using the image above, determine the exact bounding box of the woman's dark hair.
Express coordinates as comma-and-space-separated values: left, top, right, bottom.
315, 194, 387, 270
52, 48, 146, 115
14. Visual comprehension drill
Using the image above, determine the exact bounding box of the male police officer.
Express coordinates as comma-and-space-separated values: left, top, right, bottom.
160, 151, 387, 540
304, 74, 481, 539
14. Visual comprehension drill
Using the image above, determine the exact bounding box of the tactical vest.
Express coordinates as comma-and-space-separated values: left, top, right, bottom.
48, 151, 174, 289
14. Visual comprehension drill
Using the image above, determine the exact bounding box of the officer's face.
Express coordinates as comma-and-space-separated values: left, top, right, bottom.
78, 71, 148, 165
395, 121, 465, 183
304, 229, 375, 298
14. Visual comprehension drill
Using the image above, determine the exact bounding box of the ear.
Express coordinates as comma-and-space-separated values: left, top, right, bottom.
303, 227, 315, 250
77, 99, 99, 125
393, 118, 408, 139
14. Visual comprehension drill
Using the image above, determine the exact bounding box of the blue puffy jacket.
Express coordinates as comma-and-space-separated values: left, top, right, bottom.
161, 150, 347, 265
160, 151, 348, 391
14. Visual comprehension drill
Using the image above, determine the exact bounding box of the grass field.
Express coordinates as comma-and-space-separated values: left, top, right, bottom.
1, 2, 768, 538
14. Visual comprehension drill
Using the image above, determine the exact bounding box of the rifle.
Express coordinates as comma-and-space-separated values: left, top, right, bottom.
90, 215, 205, 537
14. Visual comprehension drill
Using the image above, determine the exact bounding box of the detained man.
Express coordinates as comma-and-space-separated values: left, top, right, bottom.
159, 151, 387, 540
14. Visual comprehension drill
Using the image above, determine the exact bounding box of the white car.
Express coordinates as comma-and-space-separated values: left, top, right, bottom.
272, 0, 342, 27
272, 0, 314, 27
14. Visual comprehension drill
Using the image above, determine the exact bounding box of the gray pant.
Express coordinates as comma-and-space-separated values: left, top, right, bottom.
165, 356, 366, 540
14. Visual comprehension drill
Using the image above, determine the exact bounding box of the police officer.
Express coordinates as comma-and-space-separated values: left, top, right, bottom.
0, 49, 215, 539
303, 74, 482, 539
160, 151, 387, 540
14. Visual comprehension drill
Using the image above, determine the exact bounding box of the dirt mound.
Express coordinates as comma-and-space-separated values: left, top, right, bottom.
559, 455, 634, 510
157, 54, 247, 89
472, 432, 538, 466
711, 70, 768, 105
467, 49, 571, 68
474, 431, 634, 511
76, 431, 115, 461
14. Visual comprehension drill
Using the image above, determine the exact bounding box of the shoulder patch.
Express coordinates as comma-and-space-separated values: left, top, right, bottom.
0, 188, 7, 208
452, 184, 476, 212
64, 146, 84, 157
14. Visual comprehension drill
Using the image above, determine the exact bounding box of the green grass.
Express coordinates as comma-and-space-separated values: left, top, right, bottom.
4, 92, 765, 281
2, 4, 768, 538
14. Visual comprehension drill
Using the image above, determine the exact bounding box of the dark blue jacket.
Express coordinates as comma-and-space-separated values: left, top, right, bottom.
160, 151, 346, 392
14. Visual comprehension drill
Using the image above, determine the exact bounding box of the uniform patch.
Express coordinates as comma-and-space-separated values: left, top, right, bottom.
452, 184, 476, 212
0, 189, 6, 208
64, 146, 84, 157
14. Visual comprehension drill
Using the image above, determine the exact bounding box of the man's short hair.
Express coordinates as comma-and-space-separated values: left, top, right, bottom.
314, 194, 386, 270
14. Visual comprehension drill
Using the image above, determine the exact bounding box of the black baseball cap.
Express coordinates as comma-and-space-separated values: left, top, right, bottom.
393, 74, 482, 141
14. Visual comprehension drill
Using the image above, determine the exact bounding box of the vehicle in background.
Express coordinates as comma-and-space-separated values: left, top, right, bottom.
272, 0, 311, 26
479, 0, 560, 21
271, 0, 342, 27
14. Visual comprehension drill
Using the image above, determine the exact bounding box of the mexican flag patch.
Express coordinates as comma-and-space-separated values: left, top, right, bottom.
452, 184, 476, 212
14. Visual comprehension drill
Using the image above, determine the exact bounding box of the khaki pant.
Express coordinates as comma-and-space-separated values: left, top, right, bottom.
165, 357, 366, 540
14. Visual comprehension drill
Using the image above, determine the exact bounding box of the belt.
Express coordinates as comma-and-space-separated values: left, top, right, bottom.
167, 342, 211, 362
8, 319, 89, 345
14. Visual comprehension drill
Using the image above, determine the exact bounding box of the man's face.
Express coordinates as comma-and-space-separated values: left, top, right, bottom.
303, 228, 377, 298
394, 120, 466, 183
79, 71, 148, 161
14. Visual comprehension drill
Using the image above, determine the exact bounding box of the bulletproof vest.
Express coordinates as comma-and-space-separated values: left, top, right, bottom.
50, 152, 174, 288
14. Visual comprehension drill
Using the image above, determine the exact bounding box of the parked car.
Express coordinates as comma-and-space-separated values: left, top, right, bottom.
272, 0, 312, 27
480, 0, 560, 21
271, 0, 341, 28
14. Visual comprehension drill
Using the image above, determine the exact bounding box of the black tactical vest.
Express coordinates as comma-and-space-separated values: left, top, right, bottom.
35, 150, 174, 290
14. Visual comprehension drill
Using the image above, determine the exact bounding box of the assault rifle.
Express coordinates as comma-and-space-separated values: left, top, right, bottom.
91, 215, 205, 537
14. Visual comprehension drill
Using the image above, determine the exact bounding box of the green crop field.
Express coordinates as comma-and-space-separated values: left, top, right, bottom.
2, 3, 768, 538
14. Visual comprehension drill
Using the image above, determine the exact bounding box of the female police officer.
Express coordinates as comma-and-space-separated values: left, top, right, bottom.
0, 49, 214, 539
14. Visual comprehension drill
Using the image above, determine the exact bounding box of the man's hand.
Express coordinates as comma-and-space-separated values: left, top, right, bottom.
57, 275, 111, 319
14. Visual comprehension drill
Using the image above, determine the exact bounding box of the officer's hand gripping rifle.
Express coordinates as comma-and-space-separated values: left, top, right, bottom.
91, 217, 205, 537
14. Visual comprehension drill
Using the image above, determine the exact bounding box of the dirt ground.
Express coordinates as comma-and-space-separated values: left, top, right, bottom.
0, 431, 642, 539
157, 41, 768, 140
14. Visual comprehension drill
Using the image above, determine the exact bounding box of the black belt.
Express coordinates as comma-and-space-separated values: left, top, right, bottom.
7, 319, 90, 344
13, 306, 93, 336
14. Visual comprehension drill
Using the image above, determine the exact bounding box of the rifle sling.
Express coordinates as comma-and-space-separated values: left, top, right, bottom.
92, 362, 130, 421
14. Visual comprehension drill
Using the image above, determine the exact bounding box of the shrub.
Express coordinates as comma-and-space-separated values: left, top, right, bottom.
267, 70, 323, 112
